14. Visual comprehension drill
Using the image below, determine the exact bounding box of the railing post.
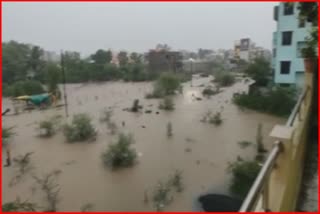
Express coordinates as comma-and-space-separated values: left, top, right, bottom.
262, 179, 270, 211
269, 125, 295, 211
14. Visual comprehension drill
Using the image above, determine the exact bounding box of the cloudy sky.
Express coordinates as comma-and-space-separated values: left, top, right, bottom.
2, 2, 278, 55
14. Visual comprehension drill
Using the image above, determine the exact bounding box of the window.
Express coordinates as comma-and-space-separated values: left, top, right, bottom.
280, 61, 291, 74
283, 3, 294, 15
282, 31, 293, 45
298, 18, 305, 28
274, 6, 279, 21
273, 48, 276, 57
280, 83, 291, 87
297, 42, 307, 58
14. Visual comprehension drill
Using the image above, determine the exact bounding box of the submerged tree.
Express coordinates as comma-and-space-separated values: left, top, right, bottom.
32, 169, 62, 212
167, 122, 173, 137
102, 133, 137, 169
2, 198, 39, 212
63, 113, 97, 142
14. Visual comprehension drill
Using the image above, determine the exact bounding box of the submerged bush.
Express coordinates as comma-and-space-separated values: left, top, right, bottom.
38, 116, 61, 138
100, 109, 118, 135
3, 127, 15, 146
159, 97, 175, 111
102, 133, 137, 169
39, 121, 55, 137
233, 86, 296, 117
213, 72, 235, 87
202, 86, 221, 96
209, 112, 223, 126
2, 199, 38, 212
151, 170, 184, 211
3, 80, 45, 97
146, 72, 181, 99
166, 122, 173, 137
100, 109, 113, 124
228, 160, 261, 198
63, 113, 97, 142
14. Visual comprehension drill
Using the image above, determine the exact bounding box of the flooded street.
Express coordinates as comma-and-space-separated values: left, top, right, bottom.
2, 76, 285, 211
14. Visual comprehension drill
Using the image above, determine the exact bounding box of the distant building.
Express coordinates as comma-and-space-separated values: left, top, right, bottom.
272, 2, 312, 89
146, 50, 183, 72
234, 38, 271, 62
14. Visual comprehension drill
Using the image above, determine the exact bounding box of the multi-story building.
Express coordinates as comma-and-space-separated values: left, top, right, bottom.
146, 49, 183, 73
272, 2, 312, 89
234, 38, 270, 63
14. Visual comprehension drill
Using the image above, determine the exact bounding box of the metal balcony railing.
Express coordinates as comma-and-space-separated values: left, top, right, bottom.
239, 86, 311, 212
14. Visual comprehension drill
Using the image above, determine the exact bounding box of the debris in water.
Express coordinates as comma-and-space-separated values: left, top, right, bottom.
185, 137, 196, 143
144, 190, 149, 204
62, 160, 77, 166
145, 110, 152, 114
185, 148, 192, 153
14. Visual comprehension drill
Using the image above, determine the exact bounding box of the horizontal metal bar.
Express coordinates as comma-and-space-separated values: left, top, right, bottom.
239, 141, 283, 212
286, 88, 308, 127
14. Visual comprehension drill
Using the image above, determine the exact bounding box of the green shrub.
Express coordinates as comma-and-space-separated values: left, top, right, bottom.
202, 86, 221, 96
168, 170, 183, 192
2, 199, 38, 212
229, 160, 261, 198
102, 133, 137, 169
39, 120, 55, 138
146, 72, 181, 99
38, 116, 62, 138
151, 170, 184, 211
63, 113, 97, 142
213, 72, 235, 87
3, 81, 45, 97
152, 182, 172, 211
209, 112, 223, 126
159, 97, 175, 111
3, 127, 15, 146
145, 86, 165, 99
100, 109, 113, 124
233, 86, 296, 116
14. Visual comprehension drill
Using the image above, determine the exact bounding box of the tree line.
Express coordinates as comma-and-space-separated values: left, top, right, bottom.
2, 41, 157, 97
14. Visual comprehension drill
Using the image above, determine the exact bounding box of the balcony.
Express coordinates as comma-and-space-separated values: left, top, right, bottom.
239, 65, 318, 212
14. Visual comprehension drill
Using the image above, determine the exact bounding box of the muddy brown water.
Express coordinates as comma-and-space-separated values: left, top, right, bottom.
2, 75, 285, 211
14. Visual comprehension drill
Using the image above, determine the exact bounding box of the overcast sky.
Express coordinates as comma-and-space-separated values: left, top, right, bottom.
3, 2, 278, 55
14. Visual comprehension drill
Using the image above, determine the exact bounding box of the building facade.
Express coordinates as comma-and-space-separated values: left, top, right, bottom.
234, 38, 271, 63
147, 50, 183, 73
272, 2, 312, 89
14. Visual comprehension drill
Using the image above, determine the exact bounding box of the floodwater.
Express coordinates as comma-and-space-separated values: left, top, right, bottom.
2, 75, 285, 211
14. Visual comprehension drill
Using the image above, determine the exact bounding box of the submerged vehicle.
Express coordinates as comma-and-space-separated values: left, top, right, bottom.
14, 93, 57, 108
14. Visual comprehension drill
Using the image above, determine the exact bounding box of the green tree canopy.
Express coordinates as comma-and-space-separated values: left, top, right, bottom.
118, 51, 129, 67
130, 52, 142, 64
2, 41, 31, 83
91, 49, 112, 65
155, 72, 181, 95
245, 57, 270, 86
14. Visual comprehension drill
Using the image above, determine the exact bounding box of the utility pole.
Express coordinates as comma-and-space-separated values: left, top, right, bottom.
60, 51, 69, 117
